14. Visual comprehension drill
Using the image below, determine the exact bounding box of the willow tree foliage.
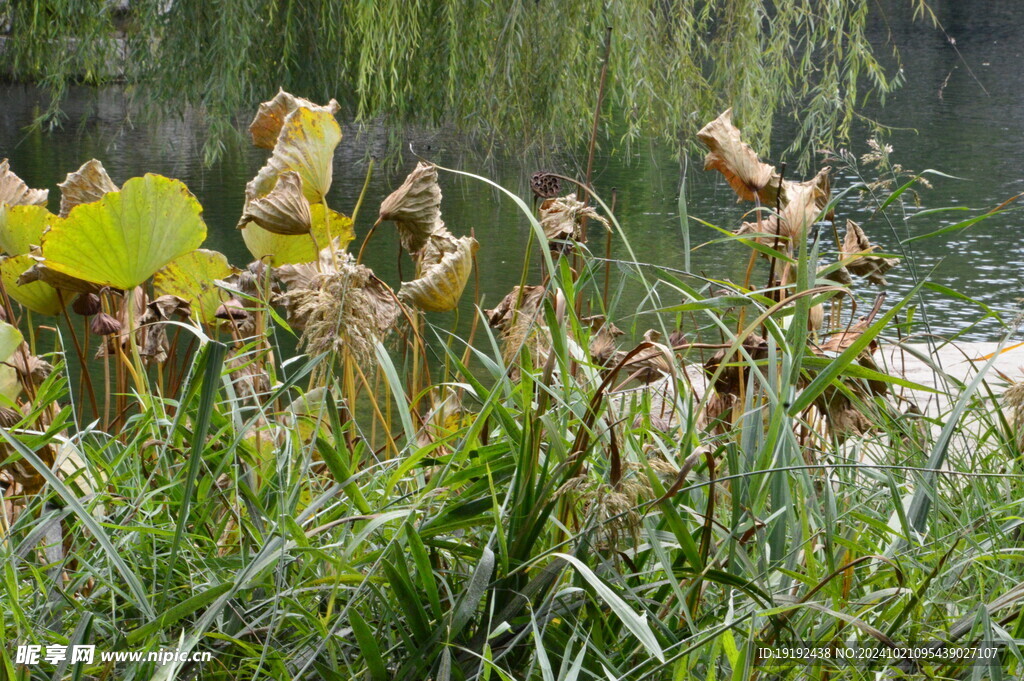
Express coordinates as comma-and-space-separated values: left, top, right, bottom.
1, 0, 924, 162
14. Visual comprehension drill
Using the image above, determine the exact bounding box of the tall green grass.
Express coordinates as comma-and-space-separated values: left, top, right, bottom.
2, 150, 1024, 681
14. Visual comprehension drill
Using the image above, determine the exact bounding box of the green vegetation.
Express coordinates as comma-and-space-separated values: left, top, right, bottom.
1, 0, 931, 163
1, 91, 1023, 680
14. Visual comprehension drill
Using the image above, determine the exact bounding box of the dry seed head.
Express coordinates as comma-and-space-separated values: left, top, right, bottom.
278, 252, 400, 364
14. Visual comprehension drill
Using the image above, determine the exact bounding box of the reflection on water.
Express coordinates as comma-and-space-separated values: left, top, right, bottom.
1, 0, 1022, 342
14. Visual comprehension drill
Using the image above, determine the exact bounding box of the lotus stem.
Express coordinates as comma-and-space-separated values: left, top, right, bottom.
356, 218, 382, 265
350, 157, 375, 228
766, 162, 787, 300
57, 294, 99, 420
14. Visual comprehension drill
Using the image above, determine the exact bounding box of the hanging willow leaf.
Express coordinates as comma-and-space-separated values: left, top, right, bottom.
58, 159, 119, 217
239, 170, 311, 234
697, 110, 780, 204
242, 204, 354, 266
40, 174, 207, 289
0, 255, 64, 315
0, 159, 48, 208
0, 204, 54, 256
379, 162, 443, 253
247, 106, 341, 207
153, 249, 239, 324
399, 236, 478, 312
249, 89, 341, 150
842, 220, 899, 286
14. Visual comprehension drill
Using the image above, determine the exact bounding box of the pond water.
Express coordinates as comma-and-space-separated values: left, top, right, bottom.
1, 1, 1022, 344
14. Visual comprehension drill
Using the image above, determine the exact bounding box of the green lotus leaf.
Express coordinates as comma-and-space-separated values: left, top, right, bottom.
0, 320, 24, 363
153, 249, 238, 324
40, 174, 207, 290
246, 107, 341, 206
0, 204, 55, 256
0, 255, 64, 315
241, 204, 353, 266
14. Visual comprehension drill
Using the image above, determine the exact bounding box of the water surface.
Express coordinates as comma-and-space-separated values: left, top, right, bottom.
1, 1, 1022, 343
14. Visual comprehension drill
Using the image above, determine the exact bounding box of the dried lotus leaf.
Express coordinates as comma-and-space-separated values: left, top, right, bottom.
697, 110, 780, 204
58, 159, 118, 217
841, 220, 899, 286
0, 159, 48, 208
379, 162, 442, 253
239, 170, 312, 234
18, 259, 103, 294
249, 89, 340, 150
242, 204, 353, 266
247, 107, 341, 207
777, 176, 825, 240
399, 236, 478, 312
539, 195, 609, 242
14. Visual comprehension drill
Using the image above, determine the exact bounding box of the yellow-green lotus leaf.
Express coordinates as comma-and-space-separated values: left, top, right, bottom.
242, 205, 353, 266
0, 159, 48, 207
0, 320, 24, 363
153, 249, 238, 324
399, 235, 478, 312
40, 174, 207, 289
0, 255, 63, 315
0, 204, 54, 256
58, 159, 119, 217
246, 107, 341, 206
249, 89, 340, 150
0, 365, 18, 405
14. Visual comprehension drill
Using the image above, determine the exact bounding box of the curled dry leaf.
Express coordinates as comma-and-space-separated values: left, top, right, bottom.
398, 235, 478, 312
697, 110, 780, 204
246, 106, 341, 208
58, 159, 119, 217
778, 168, 830, 240
0, 159, 48, 208
379, 162, 443, 253
242, 205, 353, 266
539, 195, 609, 243
486, 285, 549, 367
10, 344, 53, 387
239, 170, 311, 235
18, 256, 103, 295
584, 315, 624, 366
249, 89, 341, 150
842, 219, 899, 286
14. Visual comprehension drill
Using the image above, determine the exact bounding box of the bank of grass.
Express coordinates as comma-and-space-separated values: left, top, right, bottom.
2, 151, 1024, 681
